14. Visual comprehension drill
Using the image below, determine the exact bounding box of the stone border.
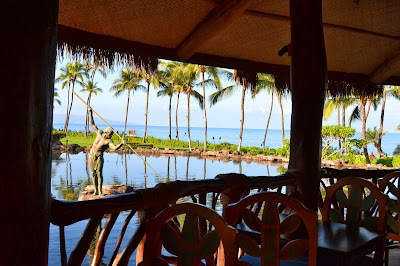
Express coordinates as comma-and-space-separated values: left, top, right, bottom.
52, 144, 396, 170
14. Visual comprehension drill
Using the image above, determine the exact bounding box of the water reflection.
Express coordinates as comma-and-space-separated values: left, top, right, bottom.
51, 151, 287, 200
88, 225, 106, 266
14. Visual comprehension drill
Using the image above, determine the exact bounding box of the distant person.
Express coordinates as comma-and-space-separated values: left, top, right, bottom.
88, 107, 126, 195
370, 151, 375, 159
77, 129, 81, 133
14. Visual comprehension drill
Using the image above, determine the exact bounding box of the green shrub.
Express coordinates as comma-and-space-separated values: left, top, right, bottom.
52, 132, 66, 143
330, 154, 367, 165
393, 157, 400, 167
373, 157, 393, 167
240, 146, 263, 156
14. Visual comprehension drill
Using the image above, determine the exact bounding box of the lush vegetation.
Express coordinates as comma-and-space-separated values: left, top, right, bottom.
55, 127, 400, 168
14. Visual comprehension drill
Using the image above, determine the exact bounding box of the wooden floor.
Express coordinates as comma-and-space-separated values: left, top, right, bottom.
389, 248, 400, 266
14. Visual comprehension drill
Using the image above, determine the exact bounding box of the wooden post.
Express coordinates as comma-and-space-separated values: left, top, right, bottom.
0, 1, 58, 264
288, 0, 327, 211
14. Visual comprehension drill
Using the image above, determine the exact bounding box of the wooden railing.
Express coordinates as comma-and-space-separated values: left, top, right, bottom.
50, 168, 398, 265
51, 172, 295, 265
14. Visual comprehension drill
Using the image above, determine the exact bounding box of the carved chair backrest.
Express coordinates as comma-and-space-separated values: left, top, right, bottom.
378, 171, 400, 240
323, 177, 388, 234
141, 203, 237, 266
225, 192, 318, 266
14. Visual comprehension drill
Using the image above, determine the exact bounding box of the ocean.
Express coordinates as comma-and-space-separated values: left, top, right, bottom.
53, 123, 400, 155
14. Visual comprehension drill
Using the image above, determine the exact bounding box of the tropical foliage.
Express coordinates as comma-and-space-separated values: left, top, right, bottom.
55, 60, 400, 166
111, 69, 145, 138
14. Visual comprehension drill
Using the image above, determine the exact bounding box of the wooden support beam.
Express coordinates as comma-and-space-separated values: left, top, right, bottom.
288, 0, 327, 212
175, 0, 253, 61
370, 51, 400, 84
1, 1, 58, 264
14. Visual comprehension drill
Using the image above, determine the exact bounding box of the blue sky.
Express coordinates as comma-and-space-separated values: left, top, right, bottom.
53, 61, 400, 133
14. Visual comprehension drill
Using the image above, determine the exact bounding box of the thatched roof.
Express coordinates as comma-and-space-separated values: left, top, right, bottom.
58, 0, 400, 96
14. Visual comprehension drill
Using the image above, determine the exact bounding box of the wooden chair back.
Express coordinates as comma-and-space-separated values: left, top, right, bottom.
378, 171, 400, 241
322, 177, 388, 234
225, 192, 318, 266
141, 203, 237, 266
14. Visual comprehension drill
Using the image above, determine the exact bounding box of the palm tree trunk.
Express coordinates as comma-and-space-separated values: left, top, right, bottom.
278, 92, 285, 147
187, 91, 192, 151
377, 87, 386, 158
63, 83, 71, 133
65, 82, 75, 133
175, 92, 180, 140
143, 82, 150, 143
123, 91, 130, 139
366, 100, 372, 119
338, 107, 341, 153
168, 96, 172, 140
361, 102, 371, 164
202, 71, 207, 151
262, 91, 274, 151
84, 91, 92, 138
238, 87, 246, 152
342, 105, 346, 153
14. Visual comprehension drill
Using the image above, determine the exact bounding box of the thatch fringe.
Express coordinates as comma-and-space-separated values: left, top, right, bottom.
272, 72, 383, 98
57, 42, 158, 74
233, 70, 258, 88
327, 79, 383, 99
274, 73, 290, 95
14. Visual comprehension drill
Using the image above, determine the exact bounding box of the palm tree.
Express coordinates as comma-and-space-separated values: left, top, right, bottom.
277, 90, 285, 147
157, 61, 181, 140
80, 81, 102, 136
366, 127, 388, 157
251, 73, 275, 150
156, 79, 174, 140
323, 96, 356, 153
55, 62, 85, 133
54, 88, 61, 106
349, 95, 380, 164
111, 69, 146, 139
136, 66, 159, 143
81, 62, 106, 137
377, 86, 400, 157
198, 65, 225, 151
173, 63, 204, 151
210, 70, 257, 151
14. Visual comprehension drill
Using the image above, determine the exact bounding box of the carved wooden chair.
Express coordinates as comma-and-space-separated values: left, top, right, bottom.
139, 202, 237, 266
322, 177, 388, 265
225, 192, 318, 266
378, 171, 400, 265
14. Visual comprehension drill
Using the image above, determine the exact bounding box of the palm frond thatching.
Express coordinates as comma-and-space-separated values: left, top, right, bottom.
233, 70, 258, 88
57, 42, 158, 74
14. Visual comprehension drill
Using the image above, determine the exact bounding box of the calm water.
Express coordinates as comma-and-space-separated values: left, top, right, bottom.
49, 123, 400, 264
54, 123, 400, 155
49, 151, 285, 265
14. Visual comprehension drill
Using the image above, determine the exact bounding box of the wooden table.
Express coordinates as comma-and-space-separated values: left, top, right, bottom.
316, 221, 386, 266
237, 220, 386, 265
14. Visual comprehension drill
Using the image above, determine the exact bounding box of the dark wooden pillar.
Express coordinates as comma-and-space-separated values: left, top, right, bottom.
0, 1, 58, 264
288, 0, 327, 211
